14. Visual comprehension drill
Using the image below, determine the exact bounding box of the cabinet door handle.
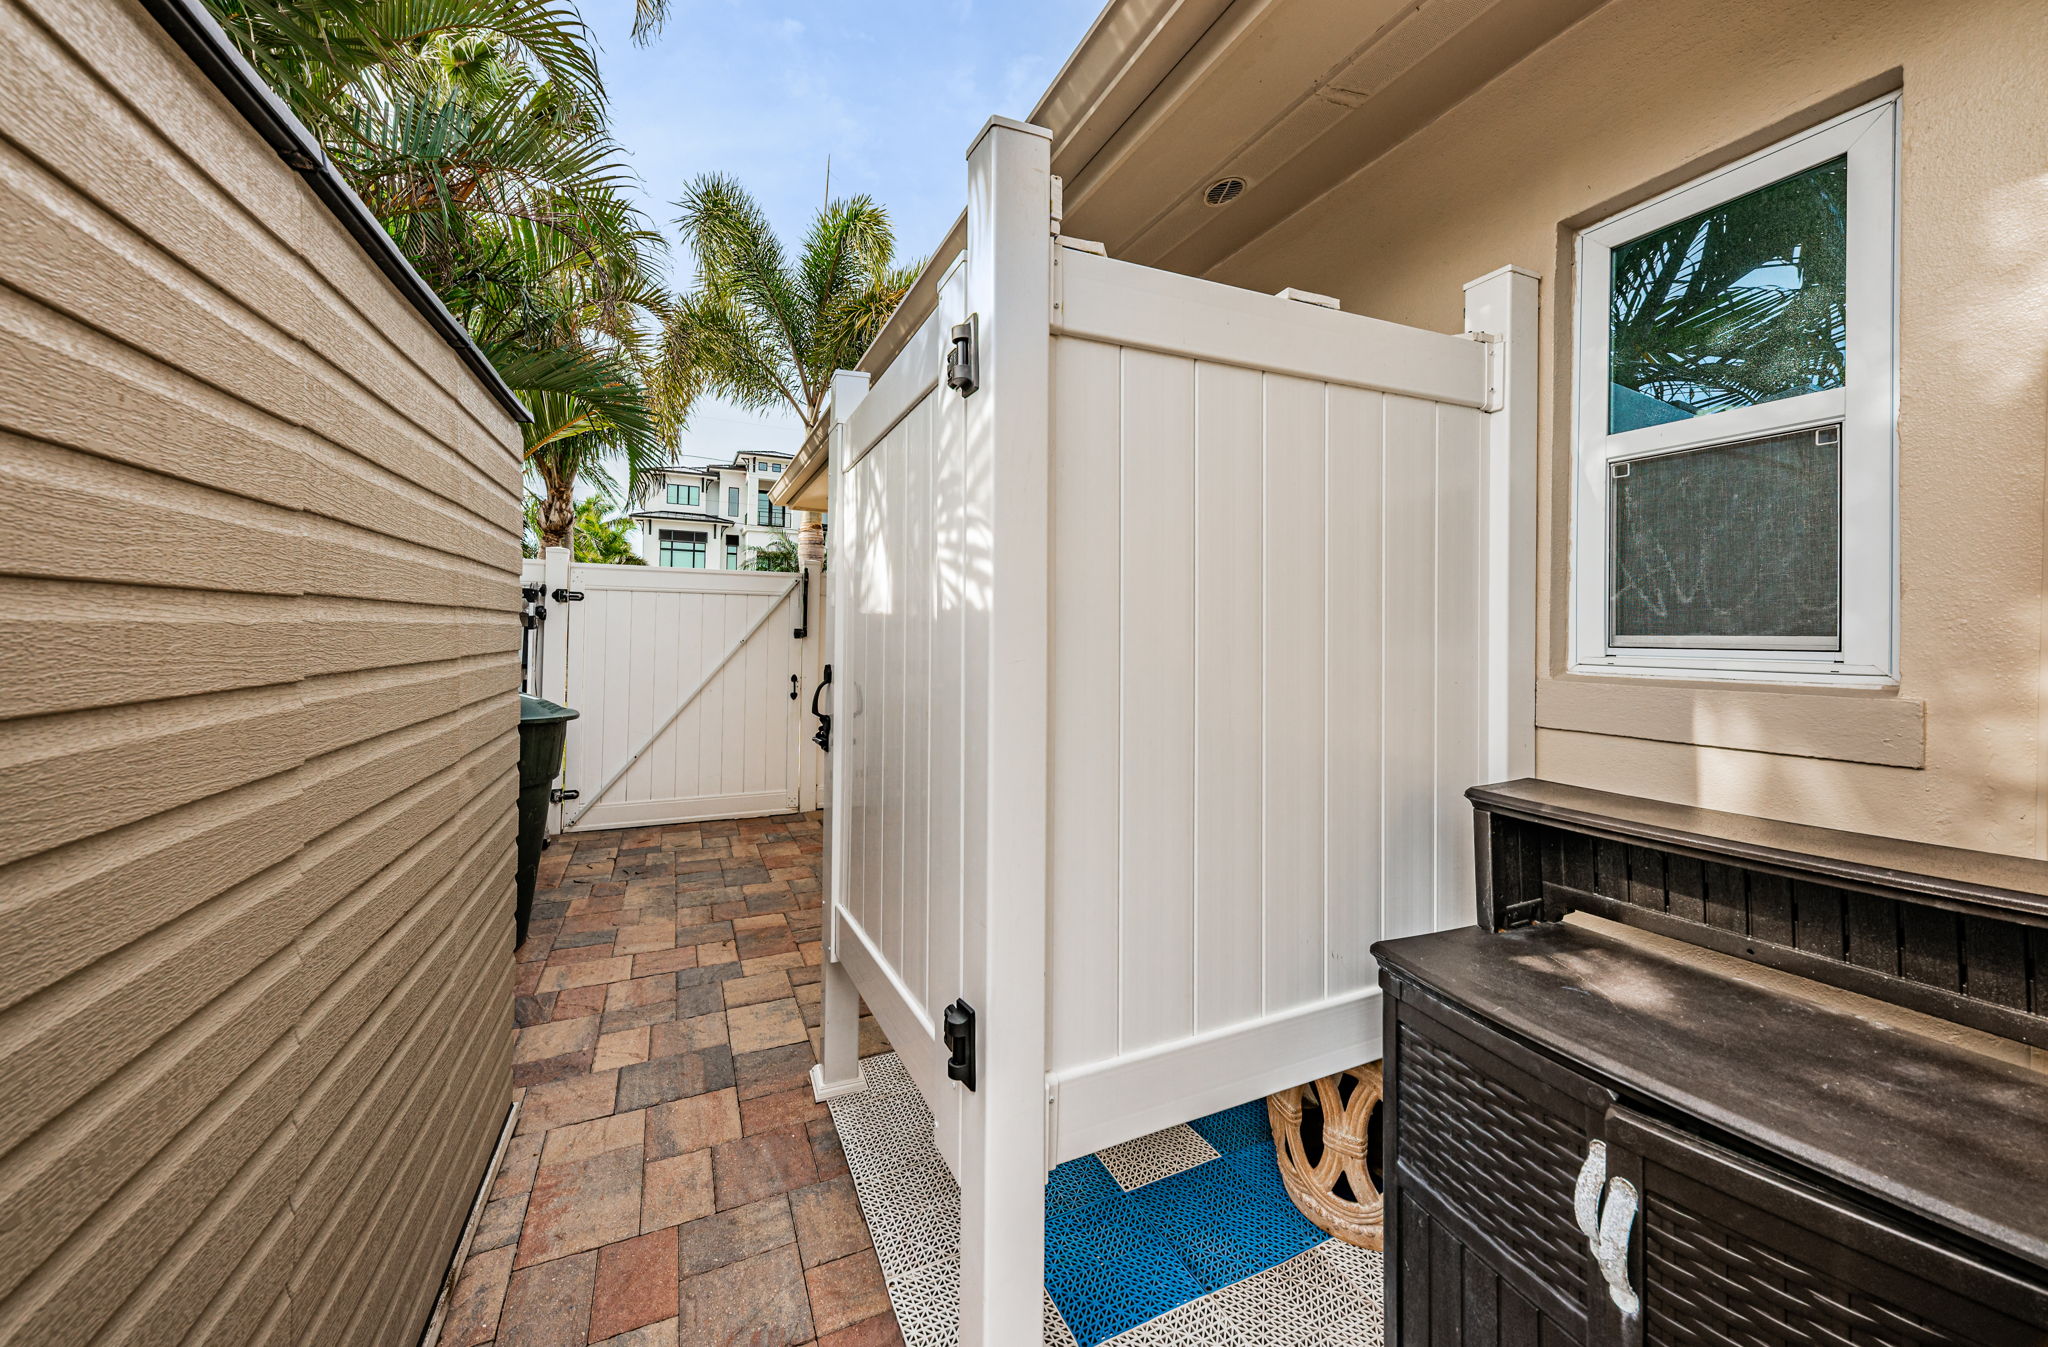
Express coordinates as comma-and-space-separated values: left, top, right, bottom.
1573, 1141, 1607, 1242
1593, 1176, 1640, 1316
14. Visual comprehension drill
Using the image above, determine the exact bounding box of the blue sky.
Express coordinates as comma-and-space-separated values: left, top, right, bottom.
579, 0, 1103, 468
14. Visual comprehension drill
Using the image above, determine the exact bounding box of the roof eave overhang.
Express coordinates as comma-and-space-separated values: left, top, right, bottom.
770, 414, 832, 511
776, 0, 1606, 510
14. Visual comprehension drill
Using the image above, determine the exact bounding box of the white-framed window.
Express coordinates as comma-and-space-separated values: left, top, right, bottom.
658, 529, 706, 568
1571, 95, 1898, 684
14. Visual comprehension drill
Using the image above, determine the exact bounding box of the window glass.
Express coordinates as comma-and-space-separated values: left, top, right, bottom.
757, 491, 786, 528
666, 482, 699, 506
1609, 428, 1839, 647
1608, 158, 1847, 433
728, 486, 741, 517
658, 529, 706, 568
725, 535, 739, 569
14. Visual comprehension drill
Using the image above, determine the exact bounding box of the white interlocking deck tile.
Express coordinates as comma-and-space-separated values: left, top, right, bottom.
1095, 1124, 1222, 1192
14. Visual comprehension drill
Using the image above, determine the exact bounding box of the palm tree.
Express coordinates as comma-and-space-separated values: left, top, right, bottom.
525, 495, 645, 563
207, 0, 688, 551
207, 0, 606, 135
668, 175, 918, 434
748, 533, 799, 572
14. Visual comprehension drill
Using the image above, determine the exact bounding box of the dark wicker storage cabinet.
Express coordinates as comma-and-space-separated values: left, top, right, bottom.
1374, 780, 2048, 1347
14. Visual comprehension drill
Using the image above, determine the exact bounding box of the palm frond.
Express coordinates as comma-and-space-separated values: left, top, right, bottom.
672, 178, 914, 429
208, 0, 707, 533
210, 0, 603, 124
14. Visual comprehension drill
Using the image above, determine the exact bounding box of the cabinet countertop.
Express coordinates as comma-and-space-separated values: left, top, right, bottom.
1375, 922, 2048, 1273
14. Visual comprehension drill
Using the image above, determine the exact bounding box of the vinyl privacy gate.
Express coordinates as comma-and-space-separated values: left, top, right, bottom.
811, 117, 1536, 1345
523, 551, 819, 832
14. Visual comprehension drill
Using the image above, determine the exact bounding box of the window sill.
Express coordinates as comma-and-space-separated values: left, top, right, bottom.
1567, 658, 1895, 688
1537, 674, 1925, 768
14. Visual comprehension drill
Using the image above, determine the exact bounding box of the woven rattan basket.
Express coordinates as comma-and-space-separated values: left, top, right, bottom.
1267, 1062, 1385, 1249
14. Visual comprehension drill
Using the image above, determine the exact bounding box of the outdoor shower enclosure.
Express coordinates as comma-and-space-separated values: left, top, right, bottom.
812, 117, 1536, 1344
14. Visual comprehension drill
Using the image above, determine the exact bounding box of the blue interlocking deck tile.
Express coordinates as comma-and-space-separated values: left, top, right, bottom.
1189, 1100, 1272, 1156
1221, 1145, 1293, 1200
1053, 1204, 1161, 1268
1122, 1160, 1255, 1242
1046, 1154, 1121, 1214
1178, 1193, 1327, 1294
1047, 1211, 1208, 1345
1043, 1106, 1332, 1345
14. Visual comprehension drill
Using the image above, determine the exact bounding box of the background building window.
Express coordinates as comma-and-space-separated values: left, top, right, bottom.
725, 535, 739, 569
727, 486, 741, 517
667, 481, 699, 506
658, 529, 706, 568
757, 490, 787, 528
1571, 96, 1896, 683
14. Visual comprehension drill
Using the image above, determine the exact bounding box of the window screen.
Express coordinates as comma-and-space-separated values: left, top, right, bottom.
1609, 427, 1839, 648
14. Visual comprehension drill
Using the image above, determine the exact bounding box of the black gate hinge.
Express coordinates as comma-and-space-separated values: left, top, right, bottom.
943, 998, 976, 1091
945, 315, 978, 397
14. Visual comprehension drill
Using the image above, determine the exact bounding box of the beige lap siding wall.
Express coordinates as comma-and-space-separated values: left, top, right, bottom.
1208, 0, 2048, 856
0, 0, 523, 1343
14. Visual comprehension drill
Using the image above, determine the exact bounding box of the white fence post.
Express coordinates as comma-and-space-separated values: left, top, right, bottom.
1463, 267, 1540, 788
814, 370, 869, 1103
796, 512, 827, 814
540, 545, 573, 834
959, 114, 1053, 1347
822, 371, 868, 964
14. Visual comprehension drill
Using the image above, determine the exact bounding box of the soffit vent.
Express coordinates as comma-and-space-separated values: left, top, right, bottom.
1203, 176, 1247, 207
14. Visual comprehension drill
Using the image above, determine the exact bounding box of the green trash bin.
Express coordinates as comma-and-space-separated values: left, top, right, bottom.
516, 693, 578, 946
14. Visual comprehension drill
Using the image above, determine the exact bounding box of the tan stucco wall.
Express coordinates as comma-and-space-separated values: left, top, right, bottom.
0, 0, 523, 1342
1208, 0, 2048, 855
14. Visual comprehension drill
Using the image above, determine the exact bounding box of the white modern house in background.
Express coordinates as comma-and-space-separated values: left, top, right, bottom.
628, 447, 806, 568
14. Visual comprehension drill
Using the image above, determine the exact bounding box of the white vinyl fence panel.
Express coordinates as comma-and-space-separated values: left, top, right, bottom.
1043, 330, 1487, 1148
834, 297, 979, 1166
815, 116, 1536, 1347
526, 556, 809, 831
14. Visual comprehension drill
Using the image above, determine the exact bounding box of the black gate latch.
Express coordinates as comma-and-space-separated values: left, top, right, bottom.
551, 588, 585, 603
809, 664, 833, 753
943, 998, 976, 1091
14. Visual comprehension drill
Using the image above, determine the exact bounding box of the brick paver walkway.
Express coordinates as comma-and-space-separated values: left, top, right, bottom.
436, 812, 902, 1347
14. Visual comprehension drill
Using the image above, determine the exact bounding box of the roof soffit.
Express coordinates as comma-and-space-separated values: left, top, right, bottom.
1061, 0, 1609, 274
